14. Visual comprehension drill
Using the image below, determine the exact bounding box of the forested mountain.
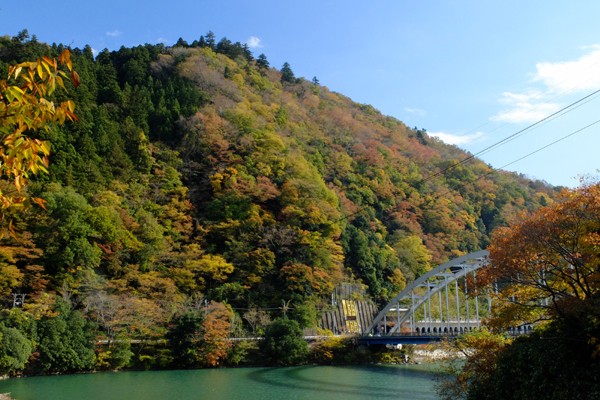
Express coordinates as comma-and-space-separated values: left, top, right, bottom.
0, 31, 557, 371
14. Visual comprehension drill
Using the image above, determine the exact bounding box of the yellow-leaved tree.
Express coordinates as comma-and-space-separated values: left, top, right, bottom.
0, 49, 78, 235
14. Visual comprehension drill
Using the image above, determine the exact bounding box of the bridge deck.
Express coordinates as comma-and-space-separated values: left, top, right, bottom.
358, 335, 450, 345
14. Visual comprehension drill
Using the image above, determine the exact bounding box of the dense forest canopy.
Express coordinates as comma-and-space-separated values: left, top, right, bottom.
0, 30, 558, 373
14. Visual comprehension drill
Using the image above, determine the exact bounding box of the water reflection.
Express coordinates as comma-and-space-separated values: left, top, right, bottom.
246, 365, 439, 399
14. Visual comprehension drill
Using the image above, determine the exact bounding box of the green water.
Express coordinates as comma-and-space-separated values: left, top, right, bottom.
0, 364, 440, 400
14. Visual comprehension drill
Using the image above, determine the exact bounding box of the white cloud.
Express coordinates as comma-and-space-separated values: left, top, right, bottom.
492, 90, 561, 123
492, 45, 600, 124
106, 30, 122, 37
246, 36, 263, 49
157, 37, 170, 45
91, 48, 99, 57
404, 107, 426, 117
534, 45, 600, 92
429, 131, 485, 145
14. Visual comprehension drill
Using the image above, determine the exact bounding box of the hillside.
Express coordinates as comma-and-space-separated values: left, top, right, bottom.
0, 32, 556, 361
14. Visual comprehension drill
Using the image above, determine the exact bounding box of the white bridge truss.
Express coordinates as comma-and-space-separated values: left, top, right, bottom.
366, 250, 491, 336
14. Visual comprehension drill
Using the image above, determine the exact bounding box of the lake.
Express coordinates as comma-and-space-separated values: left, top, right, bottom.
0, 364, 440, 400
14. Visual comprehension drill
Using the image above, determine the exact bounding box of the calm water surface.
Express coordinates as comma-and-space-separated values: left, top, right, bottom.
0, 364, 440, 400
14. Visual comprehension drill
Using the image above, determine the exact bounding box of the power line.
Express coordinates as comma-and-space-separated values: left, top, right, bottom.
476, 91, 600, 159
429, 117, 600, 203
427, 88, 600, 183
496, 118, 600, 172
451, 51, 600, 148
332, 87, 600, 225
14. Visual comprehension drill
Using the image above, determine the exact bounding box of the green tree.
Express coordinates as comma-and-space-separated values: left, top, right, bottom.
0, 322, 33, 375
167, 311, 204, 368
95, 49, 123, 105
260, 318, 308, 365
106, 337, 133, 370
342, 225, 381, 297
392, 233, 431, 281
289, 301, 318, 329
35, 300, 96, 373
256, 54, 269, 70
280, 62, 296, 84
34, 184, 102, 279
95, 334, 133, 371
205, 31, 216, 49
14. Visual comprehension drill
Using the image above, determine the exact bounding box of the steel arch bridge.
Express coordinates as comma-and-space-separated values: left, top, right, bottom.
365, 250, 490, 338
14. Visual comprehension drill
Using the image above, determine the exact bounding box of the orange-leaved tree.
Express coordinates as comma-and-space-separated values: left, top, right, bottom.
482, 181, 600, 330
200, 301, 233, 367
0, 49, 78, 235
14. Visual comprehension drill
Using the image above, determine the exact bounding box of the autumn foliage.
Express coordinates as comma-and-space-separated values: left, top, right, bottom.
484, 182, 600, 329
0, 49, 78, 233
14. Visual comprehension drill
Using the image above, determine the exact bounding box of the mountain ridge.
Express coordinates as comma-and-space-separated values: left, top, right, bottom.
0, 31, 556, 338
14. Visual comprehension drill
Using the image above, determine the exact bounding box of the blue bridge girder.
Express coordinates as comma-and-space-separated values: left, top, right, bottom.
365, 250, 490, 336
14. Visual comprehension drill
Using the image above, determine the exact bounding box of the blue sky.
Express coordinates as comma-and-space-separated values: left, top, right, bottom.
4, 1, 600, 187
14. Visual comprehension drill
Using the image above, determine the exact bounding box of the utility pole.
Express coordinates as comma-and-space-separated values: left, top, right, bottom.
281, 300, 291, 319
12, 293, 26, 308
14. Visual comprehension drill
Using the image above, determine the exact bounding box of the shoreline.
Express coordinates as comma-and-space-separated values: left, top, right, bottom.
0, 343, 447, 382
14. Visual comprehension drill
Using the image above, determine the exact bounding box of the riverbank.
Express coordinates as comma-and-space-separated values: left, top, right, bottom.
1, 340, 447, 379
411, 346, 455, 363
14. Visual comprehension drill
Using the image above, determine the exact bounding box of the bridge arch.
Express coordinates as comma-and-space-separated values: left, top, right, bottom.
366, 250, 490, 336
